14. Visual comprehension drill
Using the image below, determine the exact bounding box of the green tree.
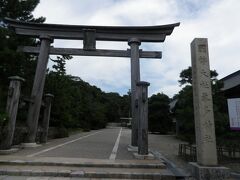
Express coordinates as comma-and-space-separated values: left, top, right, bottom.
0, 0, 134, 138
50, 55, 72, 76
148, 93, 172, 134
175, 85, 195, 143
104, 93, 121, 122
45, 57, 114, 131
178, 66, 218, 86
175, 67, 239, 144
0, 0, 45, 121
119, 92, 131, 118
45, 55, 75, 128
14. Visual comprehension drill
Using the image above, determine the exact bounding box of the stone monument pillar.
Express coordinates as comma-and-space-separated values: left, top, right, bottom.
191, 38, 217, 166
25, 35, 53, 145
190, 38, 229, 180
128, 38, 141, 147
0, 76, 25, 150
40, 93, 54, 144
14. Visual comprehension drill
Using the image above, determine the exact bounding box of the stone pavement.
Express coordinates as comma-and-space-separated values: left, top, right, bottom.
0, 127, 179, 179
9, 128, 134, 160
1, 128, 238, 179
9, 128, 127, 159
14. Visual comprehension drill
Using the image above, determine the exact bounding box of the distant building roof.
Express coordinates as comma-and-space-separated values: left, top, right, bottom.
221, 70, 240, 91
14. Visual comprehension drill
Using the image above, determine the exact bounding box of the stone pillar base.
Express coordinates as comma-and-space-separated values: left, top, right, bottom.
127, 144, 138, 152
133, 152, 155, 160
189, 162, 230, 180
21, 143, 41, 148
0, 148, 19, 155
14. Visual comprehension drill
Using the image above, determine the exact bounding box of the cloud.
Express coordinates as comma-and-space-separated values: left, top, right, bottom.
33, 0, 240, 97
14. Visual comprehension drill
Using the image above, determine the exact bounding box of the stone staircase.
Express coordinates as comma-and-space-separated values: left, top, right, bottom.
0, 156, 178, 179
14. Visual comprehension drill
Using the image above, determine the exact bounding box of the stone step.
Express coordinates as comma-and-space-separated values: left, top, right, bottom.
0, 177, 152, 180
0, 156, 176, 179
0, 156, 166, 169
0, 165, 175, 179
0, 159, 166, 169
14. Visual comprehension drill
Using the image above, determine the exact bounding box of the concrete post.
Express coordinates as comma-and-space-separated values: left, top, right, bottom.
0, 76, 25, 150
26, 35, 53, 144
40, 94, 54, 144
137, 81, 150, 155
190, 38, 229, 180
128, 38, 141, 147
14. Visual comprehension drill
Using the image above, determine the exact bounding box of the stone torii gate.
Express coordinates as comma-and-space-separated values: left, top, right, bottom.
5, 18, 179, 148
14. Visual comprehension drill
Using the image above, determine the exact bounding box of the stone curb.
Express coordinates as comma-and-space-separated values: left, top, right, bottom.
0, 169, 68, 177
230, 172, 240, 179
0, 169, 175, 179
0, 160, 165, 169
83, 172, 175, 179
151, 150, 189, 179
0, 148, 20, 155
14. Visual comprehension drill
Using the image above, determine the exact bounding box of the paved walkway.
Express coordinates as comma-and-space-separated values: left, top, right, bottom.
6, 127, 132, 160
1, 127, 238, 179
149, 134, 191, 174
0, 127, 175, 179
149, 134, 240, 174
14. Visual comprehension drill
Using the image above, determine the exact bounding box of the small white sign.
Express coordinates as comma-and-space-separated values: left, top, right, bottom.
227, 98, 240, 130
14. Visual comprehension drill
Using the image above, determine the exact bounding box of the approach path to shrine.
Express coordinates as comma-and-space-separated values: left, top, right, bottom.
9, 127, 132, 160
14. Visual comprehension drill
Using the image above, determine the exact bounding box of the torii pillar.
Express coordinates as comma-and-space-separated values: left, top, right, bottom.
128, 38, 141, 147
24, 35, 53, 146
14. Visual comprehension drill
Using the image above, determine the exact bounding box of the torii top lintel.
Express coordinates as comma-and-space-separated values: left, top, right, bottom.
5, 18, 180, 42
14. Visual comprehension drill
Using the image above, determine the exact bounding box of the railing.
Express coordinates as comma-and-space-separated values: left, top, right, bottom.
179, 143, 240, 162
178, 144, 196, 161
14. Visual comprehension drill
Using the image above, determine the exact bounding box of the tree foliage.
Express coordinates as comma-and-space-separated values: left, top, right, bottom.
148, 93, 172, 134
0, 1, 179, 136
44, 56, 128, 130
178, 66, 218, 86
175, 67, 240, 145
0, 1, 132, 131
0, 0, 44, 115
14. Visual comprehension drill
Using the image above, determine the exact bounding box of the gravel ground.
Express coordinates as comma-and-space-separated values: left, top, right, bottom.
148, 134, 240, 177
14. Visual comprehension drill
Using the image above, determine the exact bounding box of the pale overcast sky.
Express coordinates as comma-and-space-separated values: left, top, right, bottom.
33, 0, 240, 97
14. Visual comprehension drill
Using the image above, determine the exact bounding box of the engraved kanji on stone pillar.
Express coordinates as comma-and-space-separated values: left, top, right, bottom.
191, 38, 217, 166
